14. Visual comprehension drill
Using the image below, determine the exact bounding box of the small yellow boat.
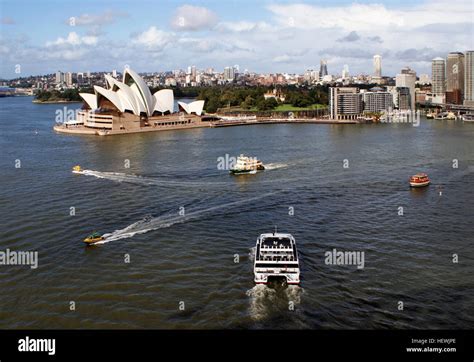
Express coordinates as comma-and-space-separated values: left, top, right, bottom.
72, 165, 83, 173
83, 232, 104, 245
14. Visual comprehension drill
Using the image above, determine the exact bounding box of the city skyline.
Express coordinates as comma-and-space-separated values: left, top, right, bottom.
0, 0, 473, 79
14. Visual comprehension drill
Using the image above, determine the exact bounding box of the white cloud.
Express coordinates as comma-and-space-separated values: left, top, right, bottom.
68, 10, 128, 27
46, 32, 98, 46
217, 21, 273, 33
132, 27, 174, 49
267, 1, 472, 31
171, 5, 217, 31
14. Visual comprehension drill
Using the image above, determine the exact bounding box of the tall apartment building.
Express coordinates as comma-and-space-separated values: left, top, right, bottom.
396, 87, 411, 110
464, 51, 474, 107
396, 67, 416, 109
319, 60, 328, 78
431, 57, 446, 96
330, 87, 363, 120
446, 52, 465, 104
363, 91, 393, 112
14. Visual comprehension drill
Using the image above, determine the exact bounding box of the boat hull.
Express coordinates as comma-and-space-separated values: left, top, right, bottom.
409, 181, 430, 187
83, 237, 104, 245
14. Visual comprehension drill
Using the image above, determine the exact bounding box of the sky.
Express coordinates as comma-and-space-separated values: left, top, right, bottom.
0, 0, 473, 79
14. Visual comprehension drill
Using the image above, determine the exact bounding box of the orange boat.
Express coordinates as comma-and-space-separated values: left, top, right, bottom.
409, 173, 430, 187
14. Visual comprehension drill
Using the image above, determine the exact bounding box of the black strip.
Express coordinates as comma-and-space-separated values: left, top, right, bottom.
0, 330, 472, 361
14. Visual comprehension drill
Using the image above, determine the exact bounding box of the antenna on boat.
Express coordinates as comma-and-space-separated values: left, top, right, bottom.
274, 225, 277, 235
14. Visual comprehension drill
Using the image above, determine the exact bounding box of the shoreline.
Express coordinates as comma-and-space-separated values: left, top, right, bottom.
53, 118, 357, 136
33, 99, 83, 104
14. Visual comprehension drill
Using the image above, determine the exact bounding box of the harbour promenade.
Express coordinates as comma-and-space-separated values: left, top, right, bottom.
53, 115, 357, 136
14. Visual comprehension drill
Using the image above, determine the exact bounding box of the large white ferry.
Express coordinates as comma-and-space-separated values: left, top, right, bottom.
230, 155, 265, 175
253, 232, 300, 285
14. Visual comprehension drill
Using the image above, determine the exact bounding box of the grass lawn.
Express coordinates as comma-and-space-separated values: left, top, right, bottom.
225, 103, 327, 112
273, 103, 327, 111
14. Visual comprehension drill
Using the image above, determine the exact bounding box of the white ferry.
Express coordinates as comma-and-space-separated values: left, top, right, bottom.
230, 155, 265, 175
253, 232, 300, 285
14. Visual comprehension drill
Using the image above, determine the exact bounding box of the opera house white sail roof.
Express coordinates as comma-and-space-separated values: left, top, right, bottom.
79, 68, 204, 117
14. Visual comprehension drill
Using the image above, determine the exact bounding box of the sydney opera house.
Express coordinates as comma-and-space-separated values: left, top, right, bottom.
54, 68, 206, 135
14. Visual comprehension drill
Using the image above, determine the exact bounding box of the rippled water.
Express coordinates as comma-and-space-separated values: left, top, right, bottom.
0, 97, 473, 329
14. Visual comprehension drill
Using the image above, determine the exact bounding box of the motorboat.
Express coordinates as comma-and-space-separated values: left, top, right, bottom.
253, 231, 300, 285
83, 232, 104, 245
434, 111, 456, 120
462, 113, 474, 122
72, 165, 83, 174
409, 173, 430, 187
230, 155, 265, 175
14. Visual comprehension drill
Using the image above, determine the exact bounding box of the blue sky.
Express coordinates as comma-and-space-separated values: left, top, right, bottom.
0, 0, 473, 78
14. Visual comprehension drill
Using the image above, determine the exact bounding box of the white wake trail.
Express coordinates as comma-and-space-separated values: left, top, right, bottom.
95, 191, 282, 244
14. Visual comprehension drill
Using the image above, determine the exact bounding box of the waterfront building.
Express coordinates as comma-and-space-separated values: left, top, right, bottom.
319, 60, 328, 78
431, 57, 446, 100
396, 67, 416, 109
396, 87, 411, 110
464, 50, 474, 107
55, 68, 206, 135
446, 52, 465, 104
363, 90, 393, 112
330, 87, 363, 120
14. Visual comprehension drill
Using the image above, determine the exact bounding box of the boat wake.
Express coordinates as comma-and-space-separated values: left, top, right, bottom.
75, 169, 295, 187
95, 191, 282, 245
246, 284, 304, 321
265, 163, 288, 171
246, 284, 277, 321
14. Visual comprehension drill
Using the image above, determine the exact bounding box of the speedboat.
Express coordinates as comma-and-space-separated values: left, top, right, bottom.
253, 231, 300, 285
72, 165, 83, 174
83, 232, 104, 245
462, 113, 474, 122
230, 155, 265, 175
409, 173, 430, 187
426, 112, 435, 119
435, 111, 456, 120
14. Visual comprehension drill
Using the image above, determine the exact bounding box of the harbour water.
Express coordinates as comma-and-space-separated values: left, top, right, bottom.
0, 96, 473, 329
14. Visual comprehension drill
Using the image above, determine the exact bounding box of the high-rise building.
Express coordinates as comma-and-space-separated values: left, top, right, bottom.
65, 72, 73, 87
319, 60, 328, 78
446, 52, 465, 104
373, 55, 382, 77
342, 64, 350, 79
396, 67, 416, 109
363, 91, 393, 112
224, 66, 235, 82
431, 57, 446, 96
396, 87, 411, 110
112, 69, 117, 78
329, 87, 363, 120
418, 74, 431, 84
463, 50, 474, 106
55, 71, 63, 84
